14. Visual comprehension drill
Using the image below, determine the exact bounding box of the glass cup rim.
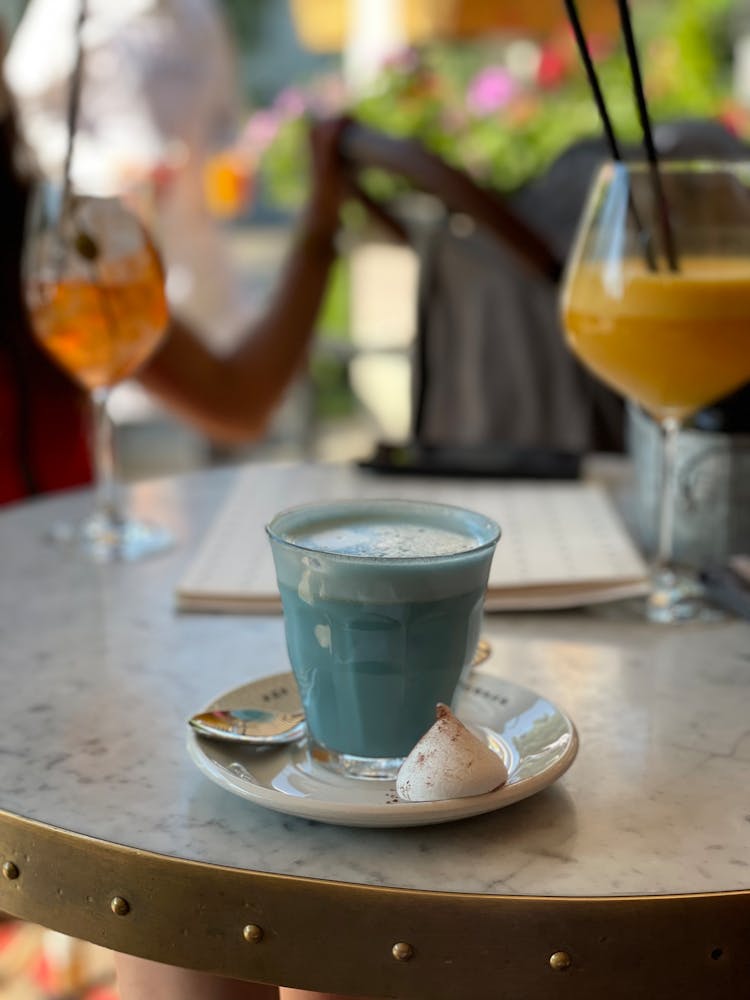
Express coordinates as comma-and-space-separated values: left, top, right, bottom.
265, 497, 501, 564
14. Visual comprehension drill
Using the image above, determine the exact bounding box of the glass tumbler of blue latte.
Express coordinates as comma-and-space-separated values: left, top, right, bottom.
266, 498, 500, 779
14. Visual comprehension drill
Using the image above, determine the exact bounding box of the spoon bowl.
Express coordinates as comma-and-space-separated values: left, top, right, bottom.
189, 707, 306, 745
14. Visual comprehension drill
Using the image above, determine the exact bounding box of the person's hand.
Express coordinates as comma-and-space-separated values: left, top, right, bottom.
305, 115, 351, 238
304, 115, 408, 247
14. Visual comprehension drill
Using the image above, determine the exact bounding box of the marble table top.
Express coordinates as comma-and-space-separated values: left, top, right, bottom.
1, 465, 749, 900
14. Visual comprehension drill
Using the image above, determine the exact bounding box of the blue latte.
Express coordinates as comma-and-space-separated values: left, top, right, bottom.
266, 499, 500, 776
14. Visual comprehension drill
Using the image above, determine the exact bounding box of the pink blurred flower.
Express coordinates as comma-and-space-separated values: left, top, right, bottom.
466, 67, 518, 115
242, 110, 281, 153
274, 87, 308, 117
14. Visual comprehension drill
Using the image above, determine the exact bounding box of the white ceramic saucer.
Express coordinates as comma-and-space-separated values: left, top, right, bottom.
187, 671, 578, 828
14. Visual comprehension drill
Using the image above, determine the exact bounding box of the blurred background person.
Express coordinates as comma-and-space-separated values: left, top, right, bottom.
0, 14, 350, 505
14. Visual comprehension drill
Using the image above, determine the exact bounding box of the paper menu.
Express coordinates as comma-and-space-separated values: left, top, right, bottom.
176, 462, 649, 613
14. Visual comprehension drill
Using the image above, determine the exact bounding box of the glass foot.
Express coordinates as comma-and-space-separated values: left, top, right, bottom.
309, 742, 404, 780
647, 568, 725, 625
47, 512, 173, 563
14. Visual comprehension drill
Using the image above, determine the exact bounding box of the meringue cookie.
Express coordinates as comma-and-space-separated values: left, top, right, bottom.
396, 704, 508, 802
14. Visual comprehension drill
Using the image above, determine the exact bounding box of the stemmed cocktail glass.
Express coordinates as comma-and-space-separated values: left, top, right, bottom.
24, 184, 173, 561
561, 161, 750, 622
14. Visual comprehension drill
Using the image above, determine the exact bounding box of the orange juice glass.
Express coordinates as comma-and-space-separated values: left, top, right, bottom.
561, 162, 750, 622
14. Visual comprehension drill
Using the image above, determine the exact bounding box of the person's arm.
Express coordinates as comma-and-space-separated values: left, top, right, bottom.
138, 119, 347, 444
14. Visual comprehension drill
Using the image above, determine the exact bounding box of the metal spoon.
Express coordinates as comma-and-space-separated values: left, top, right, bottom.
188, 707, 306, 746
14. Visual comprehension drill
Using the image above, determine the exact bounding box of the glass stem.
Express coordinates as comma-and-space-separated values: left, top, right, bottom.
655, 416, 681, 578
91, 387, 121, 526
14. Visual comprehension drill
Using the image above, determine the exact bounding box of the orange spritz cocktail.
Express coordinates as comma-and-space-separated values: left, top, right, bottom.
28, 241, 168, 391
562, 256, 750, 423
24, 189, 173, 562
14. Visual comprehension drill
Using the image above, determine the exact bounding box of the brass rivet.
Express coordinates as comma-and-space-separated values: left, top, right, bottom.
2, 862, 19, 880
243, 924, 264, 943
110, 896, 130, 916
392, 942, 414, 962
549, 950, 572, 971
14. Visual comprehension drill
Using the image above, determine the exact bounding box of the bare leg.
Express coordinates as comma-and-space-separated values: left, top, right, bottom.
113, 953, 279, 1000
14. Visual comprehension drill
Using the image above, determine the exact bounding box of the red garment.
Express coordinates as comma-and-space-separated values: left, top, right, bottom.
0, 342, 92, 504
0, 151, 92, 504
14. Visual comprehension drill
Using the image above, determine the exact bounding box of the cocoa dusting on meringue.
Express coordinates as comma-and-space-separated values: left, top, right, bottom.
396, 704, 508, 802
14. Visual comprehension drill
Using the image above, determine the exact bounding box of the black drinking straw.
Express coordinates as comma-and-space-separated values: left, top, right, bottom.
61, 0, 88, 215
615, 0, 680, 272
563, 0, 657, 271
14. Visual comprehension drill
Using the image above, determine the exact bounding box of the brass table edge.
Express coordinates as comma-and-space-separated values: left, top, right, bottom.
1, 808, 748, 998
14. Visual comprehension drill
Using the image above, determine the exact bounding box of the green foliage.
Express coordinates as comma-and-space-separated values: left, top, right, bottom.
263, 116, 310, 208
318, 257, 350, 340
309, 258, 354, 413
249, 0, 739, 207
309, 353, 356, 418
